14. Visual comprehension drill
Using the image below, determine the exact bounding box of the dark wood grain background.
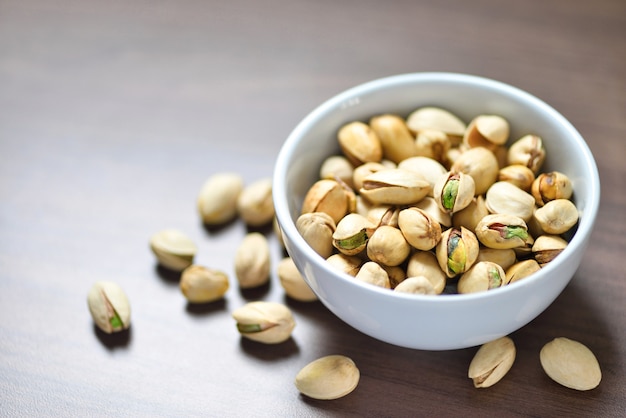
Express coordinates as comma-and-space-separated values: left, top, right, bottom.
1, 0, 624, 416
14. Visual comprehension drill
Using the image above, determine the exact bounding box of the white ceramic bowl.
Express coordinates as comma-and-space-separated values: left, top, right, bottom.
273, 73, 600, 350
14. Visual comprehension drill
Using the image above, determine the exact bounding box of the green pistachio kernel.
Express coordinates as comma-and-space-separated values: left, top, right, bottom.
490, 223, 529, 240
488, 267, 503, 289
447, 230, 466, 274
442, 176, 460, 211
237, 323, 270, 333
335, 229, 369, 251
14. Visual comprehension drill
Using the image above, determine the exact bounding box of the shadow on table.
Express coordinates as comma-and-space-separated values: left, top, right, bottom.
93, 324, 132, 350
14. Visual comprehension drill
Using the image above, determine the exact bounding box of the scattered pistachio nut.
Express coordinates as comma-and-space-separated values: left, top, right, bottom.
197, 172, 244, 225
236, 177, 275, 226
149, 229, 197, 272
87, 281, 131, 334
232, 301, 295, 344
277, 257, 318, 302
540, 337, 601, 391
234, 232, 271, 288
180, 265, 229, 303
295, 355, 360, 400
468, 336, 516, 388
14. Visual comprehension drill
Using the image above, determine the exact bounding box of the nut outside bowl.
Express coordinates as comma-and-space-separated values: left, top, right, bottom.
273, 72, 600, 350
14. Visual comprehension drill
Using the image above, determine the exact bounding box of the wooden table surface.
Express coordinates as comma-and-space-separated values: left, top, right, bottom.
1, 0, 625, 416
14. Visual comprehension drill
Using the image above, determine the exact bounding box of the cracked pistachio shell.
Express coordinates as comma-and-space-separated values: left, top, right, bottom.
475, 213, 530, 249
451, 147, 499, 195
332, 213, 376, 256
366, 225, 411, 267
180, 265, 229, 303
414, 129, 451, 163
352, 162, 389, 191
394, 276, 437, 295
149, 229, 197, 272
507, 134, 546, 174
485, 181, 536, 222
237, 178, 274, 226
533, 199, 578, 234
468, 336, 516, 388
398, 207, 442, 251
513, 233, 535, 260
366, 205, 400, 228
232, 301, 295, 344
338, 121, 383, 166
540, 337, 601, 391
320, 155, 355, 189
452, 195, 489, 232
406, 107, 467, 141
295, 355, 360, 400
369, 114, 417, 164
434, 171, 475, 214
476, 248, 517, 271
398, 156, 448, 197
458, 261, 506, 294
277, 257, 318, 302
498, 164, 535, 192
532, 234, 568, 266
406, 251, 447, 294
531, 171, 573, 206
296, 212, 336, 258
355, 261, 391, 288
463, 115, 510, 150
505, 259, 541, 284
87, 281, 131, 334
326, 253, 362, 276
197, 172, 244, 225
360, 168, 430, 205
435, 227, 479, 278
234, 232, 270, 289
412, 196, 452, 227
301, 179, 350, 224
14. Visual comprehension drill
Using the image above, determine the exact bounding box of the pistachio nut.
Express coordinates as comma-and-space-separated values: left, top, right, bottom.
337, 121, 383, 166
352, 162, 388, 191
366, 225, 411, 267
414, 129, 450, 163
513, 233, 535, 260
149, 229, 197, 272
457, 261, 506, 294
412, 196, 452, 227
366, 205, 400, 228
87, 281, 131, 334
433, 171, 475, 214
451, 147, 499, 195
494, 145, 509, 169
180, 265, 229, 303
476, 248, 517, 271
354, 261, 391, 288
533, 199, 578, 234
326, 253, 362, 276
394, 276, 437, 295
320, 155, 355, 189
406, 106, 467, 142
498, 164, 535, 192
531, 171, 573, 206
505, 259, 540, 284
398, 207, 442, 251
295, 355, 360, 400
463, 115, 510, 150
475, 213, 530, 249
507, 134, 546, 174
468, 336, 516, 388
197, 172, 244, 225
296, 212, 336, 258
435, 226, 480, 278
236, 177, 274, 227
485, 181, 535, 222
332, 213, 376, 256
360, 168, 430, 205
369, 114, 417, 163
398, 156, 448, 196
301, 179, 350, 224
532, 234, 568, 266
540, 337, 601, 391
452, 195, 489, 232
277, 257, 318, 302
234, 232, 271, 289
232, 301, 295, 344
382, 265, 407, 289
406, 251, 447, 294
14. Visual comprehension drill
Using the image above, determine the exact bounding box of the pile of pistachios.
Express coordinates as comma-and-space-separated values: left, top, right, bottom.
297, 107, 578, 295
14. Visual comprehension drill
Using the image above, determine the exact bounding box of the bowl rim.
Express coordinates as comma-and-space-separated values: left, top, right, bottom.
273, 72, 600, 304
